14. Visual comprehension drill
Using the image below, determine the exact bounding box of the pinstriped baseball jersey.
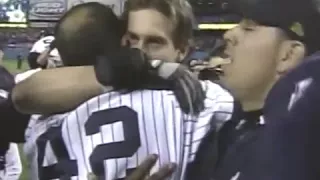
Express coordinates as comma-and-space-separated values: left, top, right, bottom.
23, 114, 70, 180
1, 143, 22, 180
33, 80, 233, 180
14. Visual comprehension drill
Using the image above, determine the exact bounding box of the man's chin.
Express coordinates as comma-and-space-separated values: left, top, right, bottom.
215, 78, 231, 90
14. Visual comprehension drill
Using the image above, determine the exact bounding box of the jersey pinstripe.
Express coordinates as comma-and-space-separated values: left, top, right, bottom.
32, 80, 233, 180
15, 69, 59, 180
0, 143, 22, 180
23, 114, 70, 180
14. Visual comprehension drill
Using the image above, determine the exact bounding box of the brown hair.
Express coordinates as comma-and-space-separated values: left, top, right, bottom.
122, 0, 195, 49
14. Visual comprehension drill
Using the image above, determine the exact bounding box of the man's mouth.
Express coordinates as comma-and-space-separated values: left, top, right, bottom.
198, 40, 233, 79
207, 55, 232, 77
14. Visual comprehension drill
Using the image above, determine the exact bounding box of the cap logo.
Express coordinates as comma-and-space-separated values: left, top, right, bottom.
290, 22, 304, 37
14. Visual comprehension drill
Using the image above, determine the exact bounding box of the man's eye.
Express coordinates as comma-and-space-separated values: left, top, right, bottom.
147, 39, 163, 45
127, 34, 139, 44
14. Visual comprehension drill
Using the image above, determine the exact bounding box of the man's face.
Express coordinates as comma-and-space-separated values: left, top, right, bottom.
218, 19, 283, 102
125, 9, 187, 62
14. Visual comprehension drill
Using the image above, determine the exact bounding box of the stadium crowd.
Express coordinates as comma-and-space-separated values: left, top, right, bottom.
0, 28, 51, 44
0, 0, 320, 179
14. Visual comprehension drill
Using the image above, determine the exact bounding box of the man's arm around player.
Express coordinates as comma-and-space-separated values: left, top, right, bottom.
12, 66, 105, 114
12, 61, 205, 115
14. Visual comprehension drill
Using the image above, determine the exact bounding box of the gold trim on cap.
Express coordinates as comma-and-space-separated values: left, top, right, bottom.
290, 22, 304, 37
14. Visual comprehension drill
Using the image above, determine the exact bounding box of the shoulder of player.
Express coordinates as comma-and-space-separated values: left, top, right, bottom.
197, 81, 234, 126
265, 52, 320, 116
15, 68, 42, 83
69, 90, 177, 114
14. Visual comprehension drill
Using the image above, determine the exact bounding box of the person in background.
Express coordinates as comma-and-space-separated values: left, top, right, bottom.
0, 46, 3, 65
16, 53, 22, 70
15, 41, 60, 83
0, 62, 23, 180
27, 34, 54, 69
0, 64, 24, 180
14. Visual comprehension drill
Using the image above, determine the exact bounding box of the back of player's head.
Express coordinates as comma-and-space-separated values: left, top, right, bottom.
122, 0, 195, 49
95, 47, 150, 92
54, 2, 124, 66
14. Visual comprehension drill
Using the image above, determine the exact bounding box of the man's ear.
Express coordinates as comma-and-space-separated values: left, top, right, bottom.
276, 40, 305, 74
176, 44, 190, 62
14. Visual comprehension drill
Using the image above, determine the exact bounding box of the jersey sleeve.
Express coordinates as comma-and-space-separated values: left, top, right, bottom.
184, 80, 234, 165
201, 80, 234, 130
15, 68, 42, 83
4, 143, 22, 180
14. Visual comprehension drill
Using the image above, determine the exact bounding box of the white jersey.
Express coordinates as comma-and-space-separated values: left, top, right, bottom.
33, 80, 233, 180
0, 143, 22, 180
29, 36, 61, 68
24, 114, 69, 180
30, 36, 55, 54
15, 68, 42, 83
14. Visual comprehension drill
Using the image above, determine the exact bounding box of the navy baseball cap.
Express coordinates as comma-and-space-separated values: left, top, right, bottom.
227, 0, 320, 54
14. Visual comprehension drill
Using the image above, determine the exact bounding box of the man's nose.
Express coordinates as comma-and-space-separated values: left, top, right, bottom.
130, 41, 144, 51
223, 27, 239, 47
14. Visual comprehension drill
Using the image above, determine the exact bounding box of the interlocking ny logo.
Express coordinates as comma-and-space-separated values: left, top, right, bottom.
288, 78, 313, 111
290, 22, 304, 37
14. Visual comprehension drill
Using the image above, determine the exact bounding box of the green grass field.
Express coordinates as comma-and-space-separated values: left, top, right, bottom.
3, 59, 29, 74
3, 59, 29, 180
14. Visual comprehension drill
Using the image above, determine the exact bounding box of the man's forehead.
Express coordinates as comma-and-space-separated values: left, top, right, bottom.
127, 9, 174, 39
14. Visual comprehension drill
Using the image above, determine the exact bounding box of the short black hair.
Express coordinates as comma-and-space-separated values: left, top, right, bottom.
55, 2, 124, 66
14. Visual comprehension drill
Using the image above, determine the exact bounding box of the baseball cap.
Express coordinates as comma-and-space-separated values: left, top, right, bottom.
227, 0, 320, 54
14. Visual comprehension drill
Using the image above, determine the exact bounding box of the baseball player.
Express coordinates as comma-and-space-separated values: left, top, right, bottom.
0, 66, 23, 180
15, 46, 61, 83
27, 34, 55, 70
